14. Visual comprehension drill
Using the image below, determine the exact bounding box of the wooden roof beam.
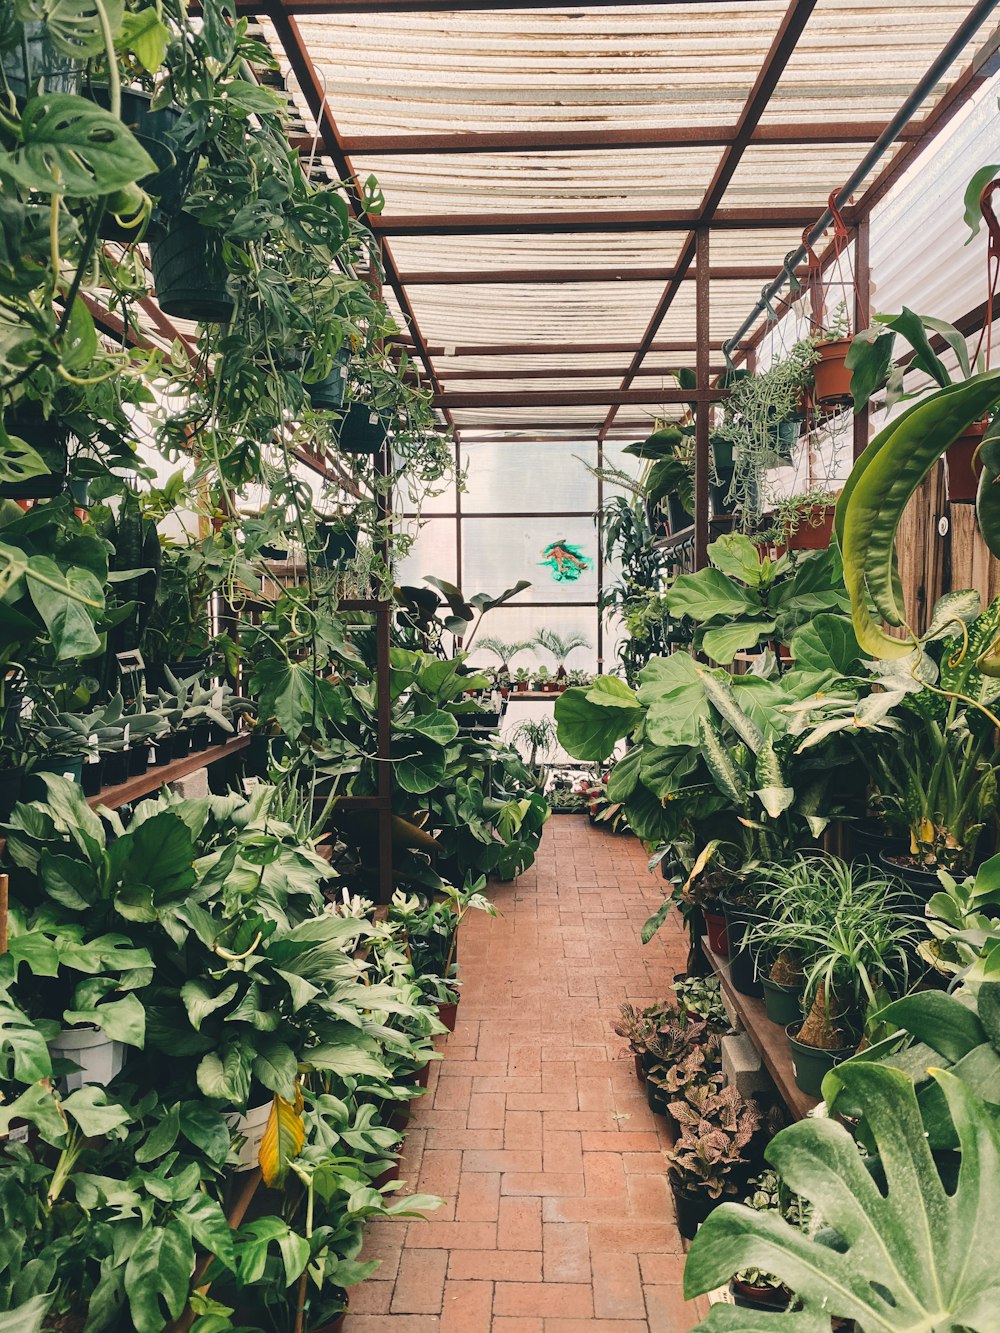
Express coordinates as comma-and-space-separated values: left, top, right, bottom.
288, 121, 920, 156
400, 264, 798, 285
432, 388, 725, 408
371, 206, 835, 236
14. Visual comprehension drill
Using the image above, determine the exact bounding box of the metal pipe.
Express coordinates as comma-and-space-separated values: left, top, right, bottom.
723, 0, 1000, 359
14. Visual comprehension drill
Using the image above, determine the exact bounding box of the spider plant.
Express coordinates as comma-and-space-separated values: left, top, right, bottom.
745, 854, 851, 988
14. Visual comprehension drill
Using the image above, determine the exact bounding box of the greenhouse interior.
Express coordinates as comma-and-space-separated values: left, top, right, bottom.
6, 0, 1000, 1330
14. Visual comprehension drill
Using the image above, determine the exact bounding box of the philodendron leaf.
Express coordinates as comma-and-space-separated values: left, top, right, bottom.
15, 0, 125, 57
61, 1085, 131, 1136
684, 1063, 1000, 1331
259, 1087, 305, 1188
0, 991, 52, 1081
124, 1221, 195, 1333
0, 1294, 54, 1333
0, 431, 48, 485
0, 93, 156, 196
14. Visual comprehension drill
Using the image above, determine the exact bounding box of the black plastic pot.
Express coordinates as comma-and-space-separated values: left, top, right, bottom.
666, 493, 692, 535
82, 756, 105, 796
316, 521, 358, 569
669, 1180, 720, 1241
190, 721, 212, 752
720, 891, 763, 999
209, 722, 232, 747
307, 347, 351, 411
173, 729, 192, 759
710, 477, 734, 517
338, 402, 387, 454
765, 418, 801, 463
127, 745, 149, 778
785, 1023, 855, 1098
103, 750, 130, 786
878, 851, 945, 903
150, 736, 175, 767
0, 409, 69, 499
247, 733, 287, 778
850, 820, 906, 864
24, 758, 84, 802
761, 975, 803, 1027
0, 766, 23, 820
645, 1076, 669, 1117
149, 213, 234, 323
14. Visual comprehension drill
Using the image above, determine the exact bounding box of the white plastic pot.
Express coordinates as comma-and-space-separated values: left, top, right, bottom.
49, 1026, 125, 1093
226, 1099, 272, 1171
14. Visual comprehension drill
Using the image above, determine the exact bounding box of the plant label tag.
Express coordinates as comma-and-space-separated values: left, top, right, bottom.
87, 735, 99, 763
213, 688, 224, 708
123, 724, 131, 748
62, 771, 73, 781
369, 411, 378, 426
7, 1124, 28, 1145
339, 365, 348, 379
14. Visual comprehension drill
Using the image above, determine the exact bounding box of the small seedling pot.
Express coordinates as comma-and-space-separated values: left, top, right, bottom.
149, 213, 234, 323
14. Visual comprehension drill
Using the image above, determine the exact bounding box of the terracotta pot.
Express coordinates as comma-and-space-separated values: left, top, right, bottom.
782, 504, 835, 552
945, 420, 987, 503
374, 1160, 401, 1190
812, 337, 853, 407
437, 1000, 459, 1032
704, 907, 729, 958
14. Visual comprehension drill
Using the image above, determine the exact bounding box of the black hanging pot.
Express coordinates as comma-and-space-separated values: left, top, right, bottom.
764, 418, 801, 464
2, 21, 81, 100
307, 347, 351, 411
710, 476, 734, 518
316, 521, 358, 568
149, 213, 234, 323
0, 408, 70, 499
665, 493, 692, 535
337, 402, 387, 455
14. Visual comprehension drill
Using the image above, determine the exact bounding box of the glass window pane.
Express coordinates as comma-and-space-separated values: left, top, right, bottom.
395, 518, 457, 587
461, 516, 600, 601
461, 441, 598, 514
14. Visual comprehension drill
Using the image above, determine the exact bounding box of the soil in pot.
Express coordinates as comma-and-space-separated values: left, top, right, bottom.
786, 1021, 855, 1098
149, 213, 234, 323
944, 419, 986, 503
879, 850, 947, 903
338, 401, 388, 454
813, 337, 854, 408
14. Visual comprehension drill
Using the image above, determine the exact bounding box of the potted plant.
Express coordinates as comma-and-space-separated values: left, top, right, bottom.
509, 716, 556, 789
513, 665, 532, 694
532, 628, 590, 688
667, 1084, 762, 1239
728, 1170, 810, 1311
811, 305, 853, 407
477, 636, 531, 695
781, 858, 918, 1096
769, 486, 840, 553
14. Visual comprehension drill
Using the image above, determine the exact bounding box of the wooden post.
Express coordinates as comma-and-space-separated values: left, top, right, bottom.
695, 229, 711, 570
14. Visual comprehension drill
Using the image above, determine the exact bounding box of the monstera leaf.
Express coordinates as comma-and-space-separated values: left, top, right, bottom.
684, 1063, 1000, 1331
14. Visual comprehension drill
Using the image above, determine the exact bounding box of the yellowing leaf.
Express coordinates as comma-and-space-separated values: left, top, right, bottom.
259, 1086, 304, 1188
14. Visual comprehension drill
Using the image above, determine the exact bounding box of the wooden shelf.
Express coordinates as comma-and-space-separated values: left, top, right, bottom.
654, 514, 736, 553
704, 938, 818, 1122
506, 690, 562, 701
88, 735, 251, 811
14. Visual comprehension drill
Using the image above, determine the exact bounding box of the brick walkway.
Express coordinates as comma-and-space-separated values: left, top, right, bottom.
350, 816, 710, 1332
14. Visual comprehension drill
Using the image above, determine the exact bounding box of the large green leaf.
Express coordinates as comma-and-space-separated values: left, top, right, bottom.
15, 0, 125, 57
554, 679, 642, 761
0, 990, 52, 1081
638, 654, 710, 748
789, 614, 863, 676
124, 1222, 195, 1333
26, 556, 103, 660
701, 619, 775, 664
666, 566, 761, 623
685, 1064, 1000, 1331
0, 93, 155, 196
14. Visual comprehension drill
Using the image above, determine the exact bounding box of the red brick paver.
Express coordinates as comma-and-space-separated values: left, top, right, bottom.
355, 816, 710, 1331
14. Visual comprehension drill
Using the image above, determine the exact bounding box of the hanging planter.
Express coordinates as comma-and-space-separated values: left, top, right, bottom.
779, 503, 836, 553
308, 346, 352, 411
0, 408, 70, 500
87, 88, 188, 242
227, 1097, 272, 1171
763, 417, 801, 464
337, 401, 388, 455
665, 492, 692, 534
945, 418, 987, 503
49, 1025, 125, 1093
2, 21, 82, 99
812, 337, 854, 407
316, 518, 359, 568
149, 213, 234, 323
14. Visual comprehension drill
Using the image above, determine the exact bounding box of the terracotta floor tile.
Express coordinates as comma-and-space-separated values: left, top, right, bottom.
353, 819, 698, 1330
